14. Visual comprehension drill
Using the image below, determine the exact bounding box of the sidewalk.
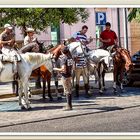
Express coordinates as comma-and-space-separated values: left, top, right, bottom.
0, 72, 140, 128
0, 73, 114, 99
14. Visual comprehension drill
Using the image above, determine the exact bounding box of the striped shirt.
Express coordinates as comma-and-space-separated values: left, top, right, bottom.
72, 31, 87, 68
75, 55, 87, 68
72, 31, 88, 43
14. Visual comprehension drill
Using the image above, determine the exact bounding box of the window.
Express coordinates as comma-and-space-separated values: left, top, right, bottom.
96, 26, 104, 47
51, 26, 60, 46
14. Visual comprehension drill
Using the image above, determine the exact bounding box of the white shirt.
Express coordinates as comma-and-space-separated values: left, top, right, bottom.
24, 35, 37, 46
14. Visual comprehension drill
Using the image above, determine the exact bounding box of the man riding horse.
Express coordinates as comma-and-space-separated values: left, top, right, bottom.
0, 24, 21, 79
68, 25, 93, 98
24, 27, 41, 89
99, 22, 118, 71
24, 28, 39, 52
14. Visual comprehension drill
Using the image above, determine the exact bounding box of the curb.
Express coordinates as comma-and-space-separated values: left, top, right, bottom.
0, 86, 87, 99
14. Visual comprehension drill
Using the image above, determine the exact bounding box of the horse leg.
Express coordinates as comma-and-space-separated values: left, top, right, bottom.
47, 80, 54, 101
35, 75, 42, 89
22, 78, 31, 110
42, 79, 46, 99
113, 65, 117, 94
102, 67, 106, 91
18, 80, 28, 109
12, 81, 16, 94
72, 70, 75, 88
15, 81, 19, 96
102, 69, 106, 91
98, 63, 104, 95
18, 80, 22, 107
94, 69, 98, 84
119, 68, 124, 93
12, 81, 19, 96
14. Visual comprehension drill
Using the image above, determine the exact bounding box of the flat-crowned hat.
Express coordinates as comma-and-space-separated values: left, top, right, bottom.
26, 28, 35, 33
4, 24, 13, 30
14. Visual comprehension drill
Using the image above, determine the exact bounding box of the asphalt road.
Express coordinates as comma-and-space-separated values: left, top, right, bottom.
0, 73, 140, 133
0, 104, 140, 132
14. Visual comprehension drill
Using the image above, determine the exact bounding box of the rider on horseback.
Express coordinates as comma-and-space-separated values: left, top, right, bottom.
69, 25, 93, 52
68, 25, 93, 98
99, 22, 118, 71
23, 28, 39, 52
0, 24, 21, 78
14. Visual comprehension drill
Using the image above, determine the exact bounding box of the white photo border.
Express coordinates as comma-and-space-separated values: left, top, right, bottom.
0, 1, 140, 140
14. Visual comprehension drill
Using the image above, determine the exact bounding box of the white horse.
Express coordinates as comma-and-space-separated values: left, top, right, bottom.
67, 41, 110, 94
0, 52, 53, 109
67, 42, 110, 64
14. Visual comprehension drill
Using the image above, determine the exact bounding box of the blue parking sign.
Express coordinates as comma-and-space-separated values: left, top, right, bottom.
96, 12, 106, 25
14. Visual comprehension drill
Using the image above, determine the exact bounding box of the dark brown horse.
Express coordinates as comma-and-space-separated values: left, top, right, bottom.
112, 46, 133, 93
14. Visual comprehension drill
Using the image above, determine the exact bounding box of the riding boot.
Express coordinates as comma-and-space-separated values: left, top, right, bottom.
84, 84, 90, 98
63, 94, 72, 111
75, 84, 79, 98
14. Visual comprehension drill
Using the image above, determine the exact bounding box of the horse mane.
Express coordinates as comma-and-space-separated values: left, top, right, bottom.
23, 52, 49, 64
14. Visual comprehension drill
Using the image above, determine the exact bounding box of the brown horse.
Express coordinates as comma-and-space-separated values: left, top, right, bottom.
12, 65, 53, 99
112, 46, 133, 94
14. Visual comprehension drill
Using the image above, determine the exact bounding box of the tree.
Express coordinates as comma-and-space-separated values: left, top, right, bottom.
128, 8, 140, 22
0, 8, 89, 34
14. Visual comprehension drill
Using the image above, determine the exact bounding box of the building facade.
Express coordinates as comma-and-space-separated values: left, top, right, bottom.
1, 8, 139, 55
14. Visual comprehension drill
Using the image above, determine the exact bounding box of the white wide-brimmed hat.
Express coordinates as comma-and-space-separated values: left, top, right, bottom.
26, 28, 35, 32
4, 24, 13, 30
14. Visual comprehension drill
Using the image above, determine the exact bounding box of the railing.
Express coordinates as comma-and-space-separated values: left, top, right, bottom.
15, 37, 140, 56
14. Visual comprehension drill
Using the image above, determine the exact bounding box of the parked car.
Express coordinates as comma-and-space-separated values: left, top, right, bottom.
118, 50, 140, 86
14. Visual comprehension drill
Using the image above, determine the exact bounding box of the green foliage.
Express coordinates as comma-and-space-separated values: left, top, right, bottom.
128, 8, 140, 22
0, 8, 89, 32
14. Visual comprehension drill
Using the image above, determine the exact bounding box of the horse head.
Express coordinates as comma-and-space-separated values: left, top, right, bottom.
19, 42, 39, 53
36, 40, 45, 53
67, 41, 87, 58
47, 44, 64, 61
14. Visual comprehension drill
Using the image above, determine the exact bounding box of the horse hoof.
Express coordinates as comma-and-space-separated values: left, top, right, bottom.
21, 106, 26, 110
29, 94, 32, 98
121, 89, 125, 93
99, 92, 103, 96
43, 96, 46, 99
103, 88, 107, 91
117, 94, 121, 97
57, 97, 62, 101
75, 94, 79, 98
113, 90, 117, 95
27, 107, 32, 110
49, 97, 53, 102
85, 94, 91, 98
